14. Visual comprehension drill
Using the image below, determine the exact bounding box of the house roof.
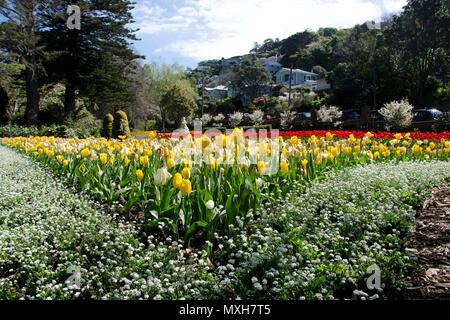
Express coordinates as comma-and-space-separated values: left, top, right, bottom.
205, 85, 228, 91
275, 68, 318, 76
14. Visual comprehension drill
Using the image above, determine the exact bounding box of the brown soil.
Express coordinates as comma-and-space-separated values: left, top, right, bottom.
405, 185, 450, 300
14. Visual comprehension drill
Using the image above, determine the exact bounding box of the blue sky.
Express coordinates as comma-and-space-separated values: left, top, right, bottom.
130, 0, 407, 69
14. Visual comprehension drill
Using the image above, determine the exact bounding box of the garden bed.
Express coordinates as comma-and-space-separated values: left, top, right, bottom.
1, 144, 449, 300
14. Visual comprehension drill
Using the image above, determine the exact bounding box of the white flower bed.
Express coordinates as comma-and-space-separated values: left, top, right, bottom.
0, 146, 212, 300
210, 160, 450, 300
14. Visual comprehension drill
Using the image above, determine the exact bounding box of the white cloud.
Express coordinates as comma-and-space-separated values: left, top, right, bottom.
134, 0, 407, 61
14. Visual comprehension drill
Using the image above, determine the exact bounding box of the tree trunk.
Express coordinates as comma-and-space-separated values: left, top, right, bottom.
64, 82, 76, 119
25, 62, 40, 126
0, 84, 9, 125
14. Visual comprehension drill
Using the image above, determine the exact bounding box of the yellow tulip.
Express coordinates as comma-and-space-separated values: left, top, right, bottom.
139, 156, 149, 166
180, 179, 192, 196
257, 161, 265, 174
315, 156, 323, 165
280, 161, 289, 174
63, 160, 69, 166
301, 159, 308, 169
173, 173, 183, 189
290, 136, 298, 144
56, 155, 63, 163
81, 148, 90, 158
124, 156, 131, 167
136, 169, 144, 181
182, 167, 191, 179
167, 158, 175, 169
100, 153, 108, 165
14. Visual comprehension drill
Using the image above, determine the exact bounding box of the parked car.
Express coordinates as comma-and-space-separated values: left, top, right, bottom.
412, 109, 443, 121
297, 112, 311, 120
341, 110, 361, 120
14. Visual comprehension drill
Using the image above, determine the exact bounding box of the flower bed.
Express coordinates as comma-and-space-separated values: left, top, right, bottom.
1, 144, 449, 300
1, 131, 449, 246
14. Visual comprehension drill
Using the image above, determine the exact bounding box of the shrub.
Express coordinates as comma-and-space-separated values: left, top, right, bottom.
212, 113, 225, 127
74, 108, 97, 130
317, 105, 343, 128
229, 111, 243, 128
102, 114, 114, 138
249, 110, 265, 126
279, 110, 297, 130
112, 110, 131, 138
379, 99, 414, 132
200, 113, 213, 127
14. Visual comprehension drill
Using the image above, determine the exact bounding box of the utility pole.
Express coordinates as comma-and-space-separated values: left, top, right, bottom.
201, 77, 206, 117
288, 64, 293, 106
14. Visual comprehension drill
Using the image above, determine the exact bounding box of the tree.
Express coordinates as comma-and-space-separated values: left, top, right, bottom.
160, 81, 198, 130
379, 99, 414, 131
0, 62, 25, 116
386, 0, 450, 106
0, 0, 48, 126
231, 60, 272, 101
40, 0, 142, 119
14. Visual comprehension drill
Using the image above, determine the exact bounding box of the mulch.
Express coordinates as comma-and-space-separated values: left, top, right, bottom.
405, 185, 450, 300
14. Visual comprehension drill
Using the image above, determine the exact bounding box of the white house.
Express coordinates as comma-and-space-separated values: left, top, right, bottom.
221, 57, 240, 68
204, 85, 229, 101
256, 56, 283, 76
275, 68, 321, 86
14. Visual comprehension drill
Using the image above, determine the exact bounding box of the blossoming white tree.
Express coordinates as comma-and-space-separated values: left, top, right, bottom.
379, 99, 414, 131
212, 113, 225, 127
229, 111, 243, 128
249, 110, 265, 126
317, 105, 343, 127
279, 111, 296, 130
200, 113, 213, 127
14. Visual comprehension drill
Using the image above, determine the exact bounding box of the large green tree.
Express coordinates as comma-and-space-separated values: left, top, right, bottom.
40, 0, 141, 119
0, 0, 48, 125
160, 81, 198, 130
386, 0, 449, 106
231, 58, 272, 101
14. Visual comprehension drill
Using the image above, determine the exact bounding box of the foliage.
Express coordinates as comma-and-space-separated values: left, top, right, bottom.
317, 105, 343, 126
102, 113, 114, 139
379, 99, 414, 131
160, 81, 198, 128
229, 112, 244, 128
40, 0, 142, 118
249, 110, 265, 126
231, 60, 272, 101
113, 110, 131, 138
212, 113, 226, 127
279, 111, 297, 130
200, 113, 213, 127
432, 111, 450, 133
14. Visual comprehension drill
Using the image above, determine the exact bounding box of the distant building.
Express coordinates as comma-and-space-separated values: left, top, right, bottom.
256, 56, 283, 77
204, 85, 229, 101
275, 68, 320, 86
221, 57, 240, 68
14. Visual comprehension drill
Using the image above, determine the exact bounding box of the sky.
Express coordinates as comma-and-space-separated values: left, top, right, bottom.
130, 0, 407, 69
